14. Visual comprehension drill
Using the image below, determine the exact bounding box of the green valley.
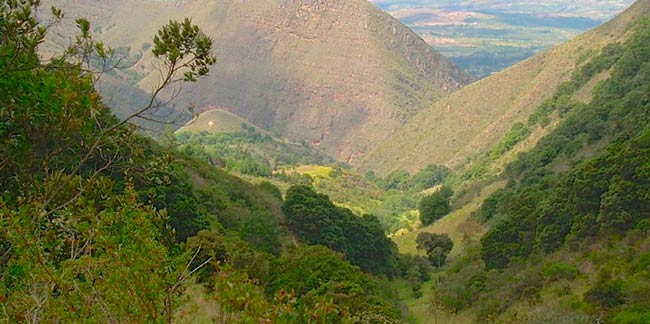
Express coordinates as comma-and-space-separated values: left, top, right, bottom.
2, 0, 650, 323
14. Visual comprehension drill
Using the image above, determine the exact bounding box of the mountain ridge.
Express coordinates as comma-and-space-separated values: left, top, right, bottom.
359, 0, 650, 176
47, 0, 470, 164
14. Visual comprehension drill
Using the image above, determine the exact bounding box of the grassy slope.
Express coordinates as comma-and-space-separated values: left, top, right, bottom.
358, 0, 650, 177
279, 165, 384, 216
177, 109, 271, 136
391, 3, 650, 322
392, 181, 504, 257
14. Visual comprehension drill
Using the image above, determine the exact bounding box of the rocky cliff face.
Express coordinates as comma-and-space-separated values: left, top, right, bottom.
49, 0, 470, 163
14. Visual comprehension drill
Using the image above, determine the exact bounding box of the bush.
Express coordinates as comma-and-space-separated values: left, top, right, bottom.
542, 262, 580, 281
584, 279, 625, 309
418, 186, 453, 226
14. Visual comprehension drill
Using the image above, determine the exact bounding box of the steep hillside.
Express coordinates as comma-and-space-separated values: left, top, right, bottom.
359, 0, 649, 176
372, 0, 634, 78
47, 0, 470, 164
174, 109, 336, 177
427, 14, 650, 323
0, 5, 416, 321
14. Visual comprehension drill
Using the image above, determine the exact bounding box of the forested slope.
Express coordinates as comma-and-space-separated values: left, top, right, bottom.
0, 2, 424, 322
431, 14, 650, 323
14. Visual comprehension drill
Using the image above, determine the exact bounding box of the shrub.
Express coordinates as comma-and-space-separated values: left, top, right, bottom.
418, 186, 453, 225
542, 262, 580, 281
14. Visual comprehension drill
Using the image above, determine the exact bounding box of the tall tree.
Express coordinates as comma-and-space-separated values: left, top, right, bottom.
416, 232, 454, 267
418, 186, 454, 226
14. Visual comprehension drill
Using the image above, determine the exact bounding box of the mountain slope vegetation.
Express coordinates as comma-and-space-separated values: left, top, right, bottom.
359, 0, 650, 176
174, 109, 335, 177
423, 10, 650, 323
0, 2, 428, 322
5, 0, 650, 323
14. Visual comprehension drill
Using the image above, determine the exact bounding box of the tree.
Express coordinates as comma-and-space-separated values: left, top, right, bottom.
268, 245, 402, 322
416, 232, 454, 267
418, 186, 454, 225
282, 185, 400, 276
384, 169, 410, 190
0, 1, 216, 321
409, 164, 451, 191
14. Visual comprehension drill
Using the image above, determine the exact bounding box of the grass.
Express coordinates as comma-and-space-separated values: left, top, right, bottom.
392, 180, 504, 257
390, 278, 478, 324
392, 199, 478, 256
177, 109, 271, 136
280, 165, 385, 216
572, 70, 611, 104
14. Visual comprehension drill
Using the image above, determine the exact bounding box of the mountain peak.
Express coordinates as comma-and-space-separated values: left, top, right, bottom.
49, 0, 470, 164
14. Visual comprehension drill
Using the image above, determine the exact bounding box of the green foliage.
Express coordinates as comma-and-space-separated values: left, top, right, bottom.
384, 169, 411, 190
177, 130, 272, 176
610, 311, 650, 324
0, 2, 315, 321
371, 193, 417, 233
269, 245, 403, 322
350, 312, 407, 324
415, 232, 454, 267
269, 245, 371, 297
447, 25, 628, 187
418, 186, 453, 226
208, 264, 341, 323
0, 2, 411, 322
476, 188, 510, 222
584, 278, 626, 309
257, 181, 282, 200
480, 17, 650, 270
0, 0, 53, 73
176, 130, 332, 177
541, 262, 580, 281
366, 164, 451, 192
142, 163, 211, 242
409, 164, 452, 191
152, 18, 216, 82
488, 122, 531, 160
282, 186, 400, 276
399, 254, 434, 298
1, 185, 187, 322
237, 208, 282, 255
427, 17, 650, 323
516, 307, 595, 324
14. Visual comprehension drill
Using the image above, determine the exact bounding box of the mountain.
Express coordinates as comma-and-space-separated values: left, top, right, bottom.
371, 0, 635, 78
1, 3, 413, 321
359, 0, 650, 176
47, 0, 470, 165
427, 9, 650, 323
